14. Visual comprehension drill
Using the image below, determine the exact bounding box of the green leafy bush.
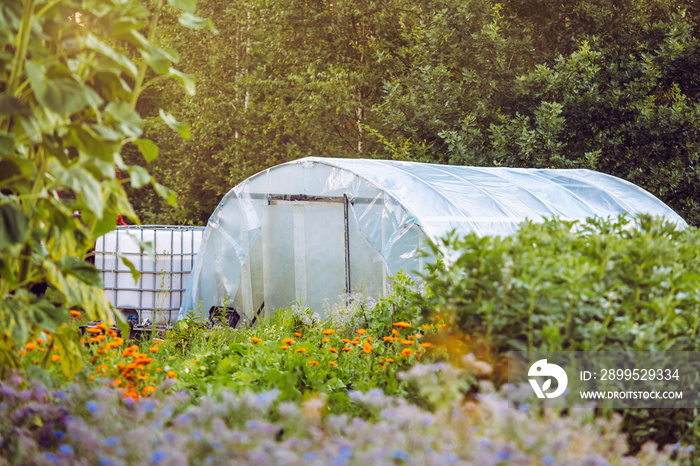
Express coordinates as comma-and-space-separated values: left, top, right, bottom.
414, 215, 700, 450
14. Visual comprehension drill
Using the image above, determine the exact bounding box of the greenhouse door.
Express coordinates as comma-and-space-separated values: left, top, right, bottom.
261, 195, 351, 316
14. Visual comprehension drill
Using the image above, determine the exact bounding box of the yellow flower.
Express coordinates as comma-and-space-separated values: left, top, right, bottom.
50, 354, 60, 362
420, 343, 432, 348
401, 339, 414, 345
149, 347, 159, 353
362, 341, 372, 354
357, 329, 366, 335
251, 337, 263, 343
391, 329, 399, 336
393, 322, 411, 328
322, 338, 330, 343
322, 329, 335, 335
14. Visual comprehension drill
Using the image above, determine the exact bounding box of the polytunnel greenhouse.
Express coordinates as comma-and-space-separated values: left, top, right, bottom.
179, 157, 687, 322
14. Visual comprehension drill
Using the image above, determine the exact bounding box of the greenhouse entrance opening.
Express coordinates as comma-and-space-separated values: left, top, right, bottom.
262, 195, 348, 316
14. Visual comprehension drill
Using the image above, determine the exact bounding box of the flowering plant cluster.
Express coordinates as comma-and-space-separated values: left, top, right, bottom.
0, 369, 690, 465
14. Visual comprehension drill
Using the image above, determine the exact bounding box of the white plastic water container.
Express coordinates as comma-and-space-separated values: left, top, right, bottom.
94, 225, 205, 325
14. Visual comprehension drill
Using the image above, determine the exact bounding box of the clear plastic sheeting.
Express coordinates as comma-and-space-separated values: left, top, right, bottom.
179, 157, 687, 321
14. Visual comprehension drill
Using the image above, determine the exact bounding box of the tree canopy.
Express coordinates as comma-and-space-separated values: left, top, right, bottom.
136, 0, 700, 226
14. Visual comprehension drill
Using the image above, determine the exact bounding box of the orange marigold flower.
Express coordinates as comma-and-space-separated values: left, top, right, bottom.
36, 338, 43, 345
193, 359, 200, 363
26, 342, 37, 351
281, 338, 295, 345
382, 365, 387, 370
114, 378, 122, 386
98, 348, 105, 355
420, 343, 432, 348
385, 358, 394, 363
167, 371, 177, 378
362, 341, 372, 354
341, 339, 351, 343
433, 315, 441, 319
17, 350, 25, 356
294, 332, 302, 337
422, 324, 431, 330
89, 374, 95, 382
308, 360, 319, 366
294, 348, 306, 353
251, 337, 263, 343
142, 386, 156, 396
70, 310, 82, 317
281, 346, 288, 350
350, 340, 359, 346
401, 348, 413, 356
95, 322, 106, 329
149, 347, 159, 353
357, 329, 366, 335
50, 354, 60, 362
322, 329, 335, 335
322, 338, 330, 343
329, 347, 338, 354
383, 336, 393, 342
329, 361, 337, 367
393, 322, 411, 328
86, 328, 101, 334
391, 329, 399, 336
342, 348, 352, 352
156, 368, 162, 372
367, 337, 374, 343
401, 340, 414, 345
438, 324, 446, 328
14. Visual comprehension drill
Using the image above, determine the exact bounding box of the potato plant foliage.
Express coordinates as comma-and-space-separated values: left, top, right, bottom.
0, 0, 207, 375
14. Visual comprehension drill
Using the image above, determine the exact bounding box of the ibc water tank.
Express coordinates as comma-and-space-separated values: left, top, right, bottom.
94, 225, 205, 325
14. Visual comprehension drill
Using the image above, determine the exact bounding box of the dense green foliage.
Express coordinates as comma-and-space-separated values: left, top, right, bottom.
413, 215, 700, 451
0, 0, 206, 374
138, 0, 700, 225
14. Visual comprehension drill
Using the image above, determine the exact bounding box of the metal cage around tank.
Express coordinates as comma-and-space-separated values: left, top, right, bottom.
94, 225, 205, 326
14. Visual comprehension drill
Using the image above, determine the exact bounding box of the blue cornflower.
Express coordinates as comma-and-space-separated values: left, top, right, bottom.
685, 445, 696, 453
151, 450, 167, 463
86, 400, 99, 414
104, 436, 120, 447
58, 444, 74, 455
392, 449, 410, 462
52, 430, 65, 440
143, 400, 157, 413
542, 454, 555, 465
339, 446, 352, 459
303, 453, 318, 461
44, 452, 60, 464
496, 449, 512, 461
